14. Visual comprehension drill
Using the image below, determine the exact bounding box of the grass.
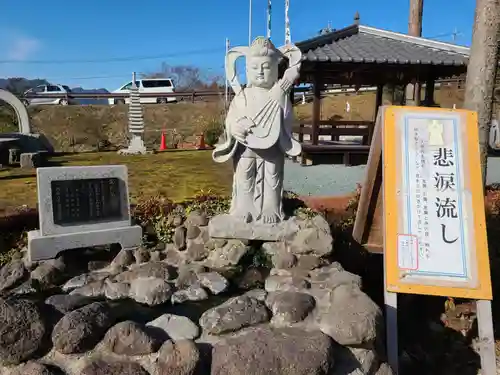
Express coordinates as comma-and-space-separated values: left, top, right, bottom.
0, 150, 233, 213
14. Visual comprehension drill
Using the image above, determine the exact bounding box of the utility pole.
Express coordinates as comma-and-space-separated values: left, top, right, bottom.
249, 0, 253, 45
464, 0, 500, 188
406, 0, 424, 106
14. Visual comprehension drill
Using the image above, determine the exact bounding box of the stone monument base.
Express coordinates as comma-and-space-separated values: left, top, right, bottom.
208, 214, 300, 241
118, 135, 147, 155
27, 225, 142, 262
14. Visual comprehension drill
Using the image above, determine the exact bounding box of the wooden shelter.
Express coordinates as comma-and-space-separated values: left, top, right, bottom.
289, 20, 470, 165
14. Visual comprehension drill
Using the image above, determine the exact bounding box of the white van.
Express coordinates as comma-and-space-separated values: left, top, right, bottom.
108, 78, 177, 105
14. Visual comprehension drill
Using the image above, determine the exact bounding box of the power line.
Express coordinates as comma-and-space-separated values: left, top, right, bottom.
0, 47, 222, 65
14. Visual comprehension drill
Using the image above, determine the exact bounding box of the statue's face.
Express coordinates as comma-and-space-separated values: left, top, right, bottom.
247, 55, 278, 89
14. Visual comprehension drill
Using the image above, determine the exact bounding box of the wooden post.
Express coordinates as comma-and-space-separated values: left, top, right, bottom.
312, 72, 322, 145
382, 83, 395, 106
423, 73, 436, 106
407, 0, 424, 106
368, 84, 384, 144
463, 0, 500, 188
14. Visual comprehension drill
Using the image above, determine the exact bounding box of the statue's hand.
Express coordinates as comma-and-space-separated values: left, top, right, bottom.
232, 117, 254, 142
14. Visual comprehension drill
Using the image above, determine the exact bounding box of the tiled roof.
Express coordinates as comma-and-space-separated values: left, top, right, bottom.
296, 25, 470, 66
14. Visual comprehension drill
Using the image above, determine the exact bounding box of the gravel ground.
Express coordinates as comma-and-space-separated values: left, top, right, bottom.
284, 157, 500, 196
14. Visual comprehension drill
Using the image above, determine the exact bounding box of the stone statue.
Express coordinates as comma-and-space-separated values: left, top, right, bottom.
212, 37, 302, 225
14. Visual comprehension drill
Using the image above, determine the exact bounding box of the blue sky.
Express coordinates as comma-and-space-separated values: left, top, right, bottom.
0, 0, 476, 90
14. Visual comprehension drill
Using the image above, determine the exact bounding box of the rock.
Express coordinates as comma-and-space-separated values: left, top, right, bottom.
198, 226, 210, 242
197, 272, 229, 295
175, 264, 205, 288
374, 363, 394, 375
211, 326, 334, 375
244, 288, 267, 302
147, 314, 200, 341
266, 291, 315, 325
171, 285, 209, 304
331, 347, 379, 375
102, 320, 159, 355
296, 255, 322, 271
150, 251, 162, 262
81, 360, 149, 375
237, 268, 265, 290
45, 294, 94, 313
114, 262, 172, 283
165, 248, 185, 267
205, 240, 249, 269
318, 285, 383, 347
9, 361, 64, 375
186, 242, 208, 261
290, 227, 333, 257
185, 211, 209, 227
30, 262, 64, 287
272, 251, 296, 269
51, 302, 114, 354
309, 263, 362, 290
88, 260, 110, 271
134, 248, 150, 264
0, 260, 27, 292
62, 272, 110, 292
310, 214, 331, 234
70, 280, 106, 298
129, 277, 172, 306
174, 226, 187, 250
186, 225, 201, 240
103, 279, 130, 300
204, 238, 227, 251
156, 340, 200, 375
262, 242, 287, 257
0, 298, 46, 365
111, 249, 135, 268
265, 275, 309, 293
199, 296, 269, 335
10, 279, 40, 295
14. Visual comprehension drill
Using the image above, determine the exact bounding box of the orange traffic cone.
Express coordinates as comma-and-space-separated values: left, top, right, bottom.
197, 133, 206, 150
159, 131, 167, 151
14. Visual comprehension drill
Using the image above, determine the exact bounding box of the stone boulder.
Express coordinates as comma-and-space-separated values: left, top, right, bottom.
45, 294, 95, 314
0, 260, 27, 293
9, 361, 65, 375
114, 262, 173, 283
147, 314, 200, 341
0, 298, 46, 365
211, 326, 335, 375
317, 285, 383, 347
155, 340, 200, 375
266, 291, 315, 326
51, 302, 114, 354
290, 227, 333, 257
171, 285, 209, 304
197, 272, 229, 295
205, 240, 250, 269
129, 277, 172, 306
102, 320, 160, 355
81, 360, 149, 375
199, 296, 269, 335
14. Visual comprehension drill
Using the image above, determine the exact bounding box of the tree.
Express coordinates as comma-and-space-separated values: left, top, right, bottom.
463, 0, 500, 187
142, 63, 223, 91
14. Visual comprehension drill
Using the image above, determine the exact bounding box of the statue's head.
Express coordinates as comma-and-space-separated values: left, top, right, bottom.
246, 37, 281, 89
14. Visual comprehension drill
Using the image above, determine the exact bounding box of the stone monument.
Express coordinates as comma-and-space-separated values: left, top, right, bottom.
118, 72, 147, 155
209, 37, 303, 241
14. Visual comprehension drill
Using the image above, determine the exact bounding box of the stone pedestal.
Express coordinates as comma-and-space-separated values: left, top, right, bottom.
118, 135, 147, 155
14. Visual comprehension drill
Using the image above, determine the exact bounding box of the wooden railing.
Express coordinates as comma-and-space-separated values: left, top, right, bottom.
292, 120, 375, 145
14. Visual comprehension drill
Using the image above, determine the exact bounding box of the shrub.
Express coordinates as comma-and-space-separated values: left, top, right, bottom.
204, 119, 224, 146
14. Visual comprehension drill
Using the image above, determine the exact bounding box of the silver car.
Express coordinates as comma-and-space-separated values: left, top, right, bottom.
22, 84, 77, 106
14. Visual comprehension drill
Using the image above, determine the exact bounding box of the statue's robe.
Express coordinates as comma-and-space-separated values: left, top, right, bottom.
212, 85, 301, 223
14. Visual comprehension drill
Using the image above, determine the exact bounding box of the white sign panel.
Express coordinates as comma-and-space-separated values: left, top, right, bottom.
398, 113, 472, 284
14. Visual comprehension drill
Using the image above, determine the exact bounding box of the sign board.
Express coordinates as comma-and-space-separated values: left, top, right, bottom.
382, 106, 492, 300
28, 165, 142, 261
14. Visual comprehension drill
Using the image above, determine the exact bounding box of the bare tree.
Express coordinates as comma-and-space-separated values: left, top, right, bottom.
142, 63, 223, 91
463, 0, 500, 186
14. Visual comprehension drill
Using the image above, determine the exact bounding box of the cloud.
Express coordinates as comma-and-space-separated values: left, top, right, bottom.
6, 35, 41, 60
